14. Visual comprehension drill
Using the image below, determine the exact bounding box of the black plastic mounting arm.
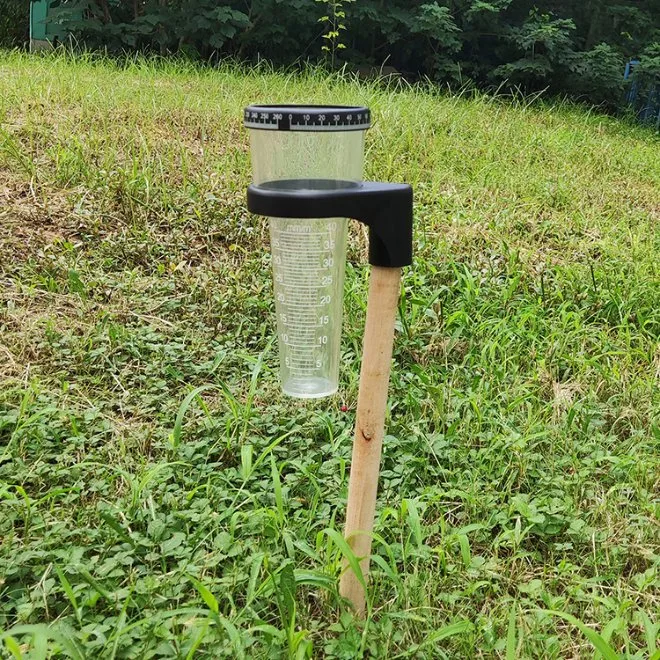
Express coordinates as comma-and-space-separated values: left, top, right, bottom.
247, 179, 413, 268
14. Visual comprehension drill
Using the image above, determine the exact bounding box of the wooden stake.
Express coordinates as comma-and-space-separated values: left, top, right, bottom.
339, 265, 402, 617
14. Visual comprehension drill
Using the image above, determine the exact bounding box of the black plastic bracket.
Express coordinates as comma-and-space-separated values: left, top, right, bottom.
247, 179, 413, 268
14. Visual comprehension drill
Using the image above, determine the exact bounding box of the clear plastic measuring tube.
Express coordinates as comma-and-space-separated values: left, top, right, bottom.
270, 215, 346, 397
245, 105, 370, 397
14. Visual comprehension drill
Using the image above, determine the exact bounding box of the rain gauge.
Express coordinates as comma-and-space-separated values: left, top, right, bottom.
245, 105, 413, 615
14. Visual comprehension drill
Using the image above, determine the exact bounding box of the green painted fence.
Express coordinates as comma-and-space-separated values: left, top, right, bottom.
30, 0, 80, 48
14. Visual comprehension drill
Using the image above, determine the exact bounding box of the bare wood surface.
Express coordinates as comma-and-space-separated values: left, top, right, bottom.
339, 266, 402, 616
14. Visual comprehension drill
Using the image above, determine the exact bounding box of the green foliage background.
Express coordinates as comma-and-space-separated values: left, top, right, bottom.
0, 0, 29, 46
4, 0, 660, 107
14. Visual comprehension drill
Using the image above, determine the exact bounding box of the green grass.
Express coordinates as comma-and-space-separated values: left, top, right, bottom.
0, 50, 658, 658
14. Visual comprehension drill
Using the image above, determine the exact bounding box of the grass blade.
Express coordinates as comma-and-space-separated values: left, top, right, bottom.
278, 561, 296, 628
394, 620, 473, 657
506, 602, 517, 660
404, 498, 422, 548
635, 610, 657, 656
216, 616, 245, 660
0, 625, 83, 660
543, 610, 620, 660
323, 528, 367, 599
3, 635, 23, 659
188, 575, 219, 614
171, 384, 216, 448
271, 454, 284, 524
54, 565, 81, 626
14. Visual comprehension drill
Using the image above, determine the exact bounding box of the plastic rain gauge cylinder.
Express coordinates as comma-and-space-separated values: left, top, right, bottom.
245, 106, 370, 398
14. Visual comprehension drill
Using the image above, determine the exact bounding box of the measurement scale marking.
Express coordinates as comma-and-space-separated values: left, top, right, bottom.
274, 235, 330, 238
281, 286, 329, 292
278, 266, 329, 271
284, 342, 322, 349
275, 249, 329, 255
280, 305, 321, 310
279, 262, 329, 265
281, 327, 324, 333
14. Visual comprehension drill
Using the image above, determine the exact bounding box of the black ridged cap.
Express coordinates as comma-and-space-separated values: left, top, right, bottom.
244, 105, 370, 132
